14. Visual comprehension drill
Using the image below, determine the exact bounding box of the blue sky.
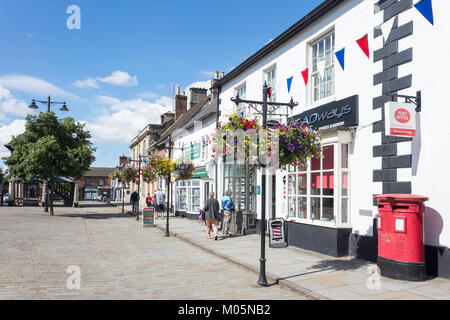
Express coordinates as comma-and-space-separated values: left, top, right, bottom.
0, 0, 323, 169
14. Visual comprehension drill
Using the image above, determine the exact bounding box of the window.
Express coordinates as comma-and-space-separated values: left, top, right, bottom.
265, 66, 276, 103
312, 32, 335, 102
99, 179, 105, 186
176, 181, 187, 211
188, 180, 201, 212
287, 142, 350, 227
235, 84, 247, 115
85, 178, 91, 185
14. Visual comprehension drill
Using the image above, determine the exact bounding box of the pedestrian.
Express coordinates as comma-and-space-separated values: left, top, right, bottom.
221, 189, 236, 236
145, 193, 153, 208
130, 191, 139, 215
155, 188, 165, 219
203, 192, 220, 240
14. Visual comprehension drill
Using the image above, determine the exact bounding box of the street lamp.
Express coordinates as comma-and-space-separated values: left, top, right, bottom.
28, 96, 69, 113
231, 82, 298, 287
128, 157, 143, 221
28, 96, 69, 212
165, 136, 172, 237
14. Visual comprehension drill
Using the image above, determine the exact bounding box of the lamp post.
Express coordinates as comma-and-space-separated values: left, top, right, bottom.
127, 156, 143, 220
231, 82, 298, 287
165, 136, 172, 237
28, 96, 69, 212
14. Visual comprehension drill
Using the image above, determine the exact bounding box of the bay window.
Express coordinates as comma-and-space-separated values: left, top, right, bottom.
287, 141, 350, 227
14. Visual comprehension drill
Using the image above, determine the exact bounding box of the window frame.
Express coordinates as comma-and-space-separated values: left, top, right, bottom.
286, 136, 351, 228
310, 31, 335, 103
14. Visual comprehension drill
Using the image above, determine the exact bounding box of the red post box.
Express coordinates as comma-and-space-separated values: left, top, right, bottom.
376, 194, 428, 281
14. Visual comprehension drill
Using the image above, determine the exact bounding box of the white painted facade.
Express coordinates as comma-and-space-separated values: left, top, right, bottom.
216, 0, 450, 249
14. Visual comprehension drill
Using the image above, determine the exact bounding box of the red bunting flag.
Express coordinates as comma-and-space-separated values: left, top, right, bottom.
267, 87, 272, 98
301, 68, 309, 86
356, 34, 370, 59
248, 105, 251, 113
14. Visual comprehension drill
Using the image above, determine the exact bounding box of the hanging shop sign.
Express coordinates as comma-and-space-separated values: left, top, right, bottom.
291, 95, 359, 131
268, 218, 288, 248
384, 102, 416, 137
142, 207, 156, 228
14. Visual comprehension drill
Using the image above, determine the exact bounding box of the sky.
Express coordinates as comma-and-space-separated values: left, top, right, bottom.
0, 0, 324, 169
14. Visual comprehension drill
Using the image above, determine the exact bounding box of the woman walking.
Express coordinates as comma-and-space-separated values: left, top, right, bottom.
203, 192, 220, 241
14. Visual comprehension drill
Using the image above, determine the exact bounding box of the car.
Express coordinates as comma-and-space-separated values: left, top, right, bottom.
2, 193, 10, 205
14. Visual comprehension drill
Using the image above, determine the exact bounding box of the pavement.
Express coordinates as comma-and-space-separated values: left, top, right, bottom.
0, 203, 306, 300
112, 202, 450, 300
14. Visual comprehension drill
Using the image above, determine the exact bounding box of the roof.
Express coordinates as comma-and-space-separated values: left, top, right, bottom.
151, 96, 216, 148
211, 0, 345, 89
183, 98, 216, 130
83, 167, 116, 178
130, 119, 174, 148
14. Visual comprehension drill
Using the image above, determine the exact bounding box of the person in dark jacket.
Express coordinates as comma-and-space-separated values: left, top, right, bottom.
203, 192, 220, 240
130, 191, 139, 215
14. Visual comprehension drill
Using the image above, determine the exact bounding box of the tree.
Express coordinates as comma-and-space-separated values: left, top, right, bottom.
3, 112, 96, 215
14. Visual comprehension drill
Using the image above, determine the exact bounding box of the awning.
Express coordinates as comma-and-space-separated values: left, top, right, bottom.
191, 168, 208, 178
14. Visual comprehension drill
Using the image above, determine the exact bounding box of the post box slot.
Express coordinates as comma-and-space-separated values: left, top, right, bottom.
393, 205, 409, 210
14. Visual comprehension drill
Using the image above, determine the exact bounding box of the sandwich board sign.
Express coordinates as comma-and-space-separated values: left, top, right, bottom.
268, 218, 288, 248
143, 207, 155, 228
385, 102, 416, 137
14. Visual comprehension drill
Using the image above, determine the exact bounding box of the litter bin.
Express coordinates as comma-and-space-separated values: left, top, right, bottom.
375, 194, 428, 281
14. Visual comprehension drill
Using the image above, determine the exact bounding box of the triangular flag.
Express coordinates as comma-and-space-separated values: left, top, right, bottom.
356, 34, 370, 59
241, 111, 244, 117
287, 76, 293, 93
267, 87, 272, 98
415, 0, 434, 25
317, 59, 326, 80
248, 105, 251, 113
381, 17, 395, 42
301, 68, 309, 86
335, 48, 345, 70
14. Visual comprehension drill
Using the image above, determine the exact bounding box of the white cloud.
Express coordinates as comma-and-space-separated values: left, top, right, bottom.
0, 119, 26, 159
85, 98, 172, 143
137, 91, 158, 99
97, 71, 138, 87
0, 84, 32, 121
94, 95, 121, 105
73, 77, 99, 89
0, 74, 79, 101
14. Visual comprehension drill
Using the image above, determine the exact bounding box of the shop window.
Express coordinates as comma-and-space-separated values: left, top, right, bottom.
287, 143, 350, 227
312, 32, 335, 102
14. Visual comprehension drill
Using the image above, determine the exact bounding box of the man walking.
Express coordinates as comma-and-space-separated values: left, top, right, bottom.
221, 189, 235, 236
155, 189, 165, 219
130, 191, 139, 216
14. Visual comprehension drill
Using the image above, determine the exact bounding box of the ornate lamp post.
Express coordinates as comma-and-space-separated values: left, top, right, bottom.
231, 82, 298, 287
28, 96, 69, 212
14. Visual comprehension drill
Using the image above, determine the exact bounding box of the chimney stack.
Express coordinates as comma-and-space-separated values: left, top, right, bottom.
174, 90, 187, 121
189, 87, 208, 109
161, 112, 175, 125
211, 71, 223, 99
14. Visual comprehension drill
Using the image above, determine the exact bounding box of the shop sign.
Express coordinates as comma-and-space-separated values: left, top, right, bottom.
291, 95, 359, 130
385, 102, 416, 137
268, 218, 288, 248
142, 207, 155, 228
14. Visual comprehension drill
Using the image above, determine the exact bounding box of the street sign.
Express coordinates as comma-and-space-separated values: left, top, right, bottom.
385, 101, 416, 137
143, 207, 155, 228
268, 218, 288, 248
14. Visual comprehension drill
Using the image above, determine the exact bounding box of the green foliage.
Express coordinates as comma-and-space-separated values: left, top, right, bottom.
3, 112, 96, 181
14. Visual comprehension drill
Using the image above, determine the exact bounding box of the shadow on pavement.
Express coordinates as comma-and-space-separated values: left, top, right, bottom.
55, 213, 133, 220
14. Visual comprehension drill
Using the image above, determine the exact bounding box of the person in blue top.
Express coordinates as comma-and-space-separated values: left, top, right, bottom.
221, 189, 235, 236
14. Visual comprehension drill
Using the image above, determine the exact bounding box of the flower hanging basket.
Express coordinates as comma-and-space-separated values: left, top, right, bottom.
141, 166, 157, 183
174, 162, 195, 181
148, 154, 175, 178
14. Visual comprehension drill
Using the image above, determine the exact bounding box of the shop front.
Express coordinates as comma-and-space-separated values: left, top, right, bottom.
283, 95, 358, 257
174, 167, 212, 220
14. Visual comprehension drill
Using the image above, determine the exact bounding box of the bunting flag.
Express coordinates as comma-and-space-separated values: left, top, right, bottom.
267, 87, 272, 98
335, 48, 345, 70
356, 34, 370, 59
381, 17, 396, 42
415, 0, 434, 25
301, 68, 309, 86
208, 136, 211, 144
248, 105, 251, 113
317, 59, 326, 80
287, 76, 293, 93
241, 111, 244, 117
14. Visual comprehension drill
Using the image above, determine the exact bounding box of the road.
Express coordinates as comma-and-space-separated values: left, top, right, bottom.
0, 204, 306, 300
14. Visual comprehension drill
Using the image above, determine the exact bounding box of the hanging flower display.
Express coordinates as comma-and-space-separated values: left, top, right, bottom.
109, 169, 123, 183
141, 166, 157, 183
212, 113, 322, 169
174, 160, 195, 181
121, 166, 139, 184
277, 123, 322, 169
148, 154, 174, 178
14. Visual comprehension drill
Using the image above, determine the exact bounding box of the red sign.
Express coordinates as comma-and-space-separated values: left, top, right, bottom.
385, 102, 416, 137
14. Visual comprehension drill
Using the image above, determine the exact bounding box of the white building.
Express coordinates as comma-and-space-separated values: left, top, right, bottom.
211, 0, 450, 278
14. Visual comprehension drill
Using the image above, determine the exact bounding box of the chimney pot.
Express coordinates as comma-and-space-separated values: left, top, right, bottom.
220, 72, 224, 79
214, 71, 219, 80
176, 86, 181, 95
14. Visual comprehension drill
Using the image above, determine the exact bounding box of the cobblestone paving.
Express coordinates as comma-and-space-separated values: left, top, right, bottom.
0, 205, 306, 300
